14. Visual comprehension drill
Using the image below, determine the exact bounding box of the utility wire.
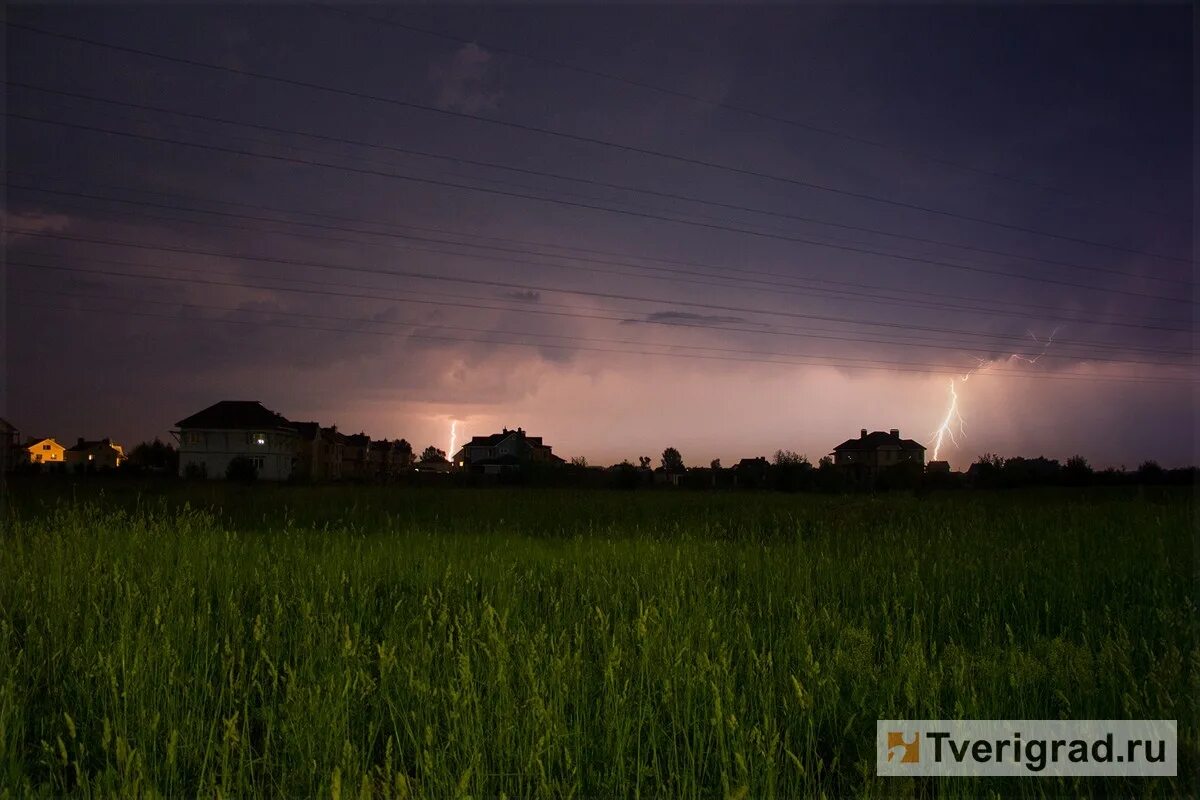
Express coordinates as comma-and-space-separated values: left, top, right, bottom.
316, 4, 1185, 223
10, 168, 1187, 329
16, 292, 1196, 384
10, 82, 1187, 285
19, 255, 1191, 358
8, 20, 1192, 264
12, 257, 1194, 363
16, 184, 1194, 336
9, 111, 1194, 306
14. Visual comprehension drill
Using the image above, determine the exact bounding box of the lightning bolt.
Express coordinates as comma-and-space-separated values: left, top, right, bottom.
929, 328, 1059, 462
448, 420, 458, 459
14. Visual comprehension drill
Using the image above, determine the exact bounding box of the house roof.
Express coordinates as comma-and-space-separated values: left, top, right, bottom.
22, 437, 60, 449
463, 429, 550, 450
292, 421, 321, 440
344, 433, 370, 446
67, 439, 119, 453
176, 401, 295, 431
833, 430, 925, 452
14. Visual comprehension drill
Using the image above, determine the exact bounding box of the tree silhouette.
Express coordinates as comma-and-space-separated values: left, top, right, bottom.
420, 445, 447, 463
638, 456, 651, 469
710, 458, 721, 470
661, 447, 684, 473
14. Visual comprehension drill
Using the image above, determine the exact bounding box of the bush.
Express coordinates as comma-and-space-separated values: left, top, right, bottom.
225, 457, 258, 483
183, 462, 208, 480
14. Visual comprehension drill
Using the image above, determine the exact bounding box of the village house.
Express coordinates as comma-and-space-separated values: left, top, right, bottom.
292, 422, 344, 481
831, 428, 925, 477
452, 427, 565, 474
65, 437, 127, 470
341, 433, 371, 479
1, 418, 20, 472
367, 439, 413, 479
22, 436, 66, 467
174, 401, 300, 481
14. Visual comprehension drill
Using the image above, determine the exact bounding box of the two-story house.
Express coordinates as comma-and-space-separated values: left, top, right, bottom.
174, 401, 299, 480
22, 436, 66, 467
831, 428, 925, 477
452, 427, 565, 474
65, 437, 127, 470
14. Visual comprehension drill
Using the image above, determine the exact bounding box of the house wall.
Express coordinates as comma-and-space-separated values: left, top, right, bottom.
25, 438, 66, 465
67, 444, 125, 469
177, 428, 298, 480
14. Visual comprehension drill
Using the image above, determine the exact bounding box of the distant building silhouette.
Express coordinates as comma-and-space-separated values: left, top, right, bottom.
831, 428, 925, 481
0, 418, 18, 473
452, 427, 564, 474
174, 400, 299, 480
65, 437, 127, 470
341, 433, 371, 479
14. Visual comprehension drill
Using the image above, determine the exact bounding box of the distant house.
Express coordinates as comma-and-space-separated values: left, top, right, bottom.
831, 428, 925, 476
323, 427, 345, 480
733, 456, 770, 489
292, 422, 344, 481
173, 400, 299, 480
65, 437, 127, 470
22, 436, 66, 467
451, 427, 565, 474
341, 433, 371, 479
367, 439, 413, 479
1, 418, 19, 472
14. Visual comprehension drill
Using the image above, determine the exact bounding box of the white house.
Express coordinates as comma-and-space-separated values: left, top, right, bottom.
173, 401, 299, 480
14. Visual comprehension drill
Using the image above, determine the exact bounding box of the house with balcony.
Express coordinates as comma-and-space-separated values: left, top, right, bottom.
173, 401, 299, 480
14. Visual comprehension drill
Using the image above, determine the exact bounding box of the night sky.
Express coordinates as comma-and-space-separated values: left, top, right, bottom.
5, 4, 1195, 469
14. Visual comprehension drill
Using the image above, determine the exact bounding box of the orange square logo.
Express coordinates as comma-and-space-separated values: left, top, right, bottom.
887, 731, 920, 763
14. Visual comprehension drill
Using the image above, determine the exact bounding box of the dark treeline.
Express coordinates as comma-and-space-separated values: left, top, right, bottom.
13, 439, 1196, 493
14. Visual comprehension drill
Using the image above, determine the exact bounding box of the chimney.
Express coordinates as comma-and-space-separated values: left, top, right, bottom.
890, 428, 899, 438
77, 437, 85, 447
860, 428, 867, 439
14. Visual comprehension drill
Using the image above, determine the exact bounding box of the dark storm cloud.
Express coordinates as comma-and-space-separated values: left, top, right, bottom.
428, 42, 504, 114
4, 4, 1193, 465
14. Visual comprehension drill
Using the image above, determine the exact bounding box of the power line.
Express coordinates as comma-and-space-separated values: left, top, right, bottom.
9, 20, 1192, 264
12, 257, 1194, 363
10, 111, 1194, 306
15, 183, 1194, 337
11, 82, 1187, 286
15, 291, 1195, 384
20, 255, 1192, 359
11, 168, 1187, 329
318, 5, 1184, 224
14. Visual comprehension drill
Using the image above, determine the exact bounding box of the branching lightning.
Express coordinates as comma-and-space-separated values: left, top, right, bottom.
929, 328, 1059, 462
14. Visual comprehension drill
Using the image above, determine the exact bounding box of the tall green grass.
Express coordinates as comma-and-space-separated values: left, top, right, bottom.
0, 487, 1194, 797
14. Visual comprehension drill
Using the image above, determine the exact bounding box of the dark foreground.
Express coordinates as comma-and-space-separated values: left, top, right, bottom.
1, 482, 1194, 797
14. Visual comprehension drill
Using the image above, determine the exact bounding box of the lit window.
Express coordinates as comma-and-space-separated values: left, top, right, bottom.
249, 433, 267, 446
87, 454, 94, 461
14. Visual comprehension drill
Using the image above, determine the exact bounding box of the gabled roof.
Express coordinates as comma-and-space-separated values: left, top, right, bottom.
22, 436, 60, 448
344, 433, 370, 446
67, 439, 119, 453
833, 430, 925, 452
176, 401, 294, 431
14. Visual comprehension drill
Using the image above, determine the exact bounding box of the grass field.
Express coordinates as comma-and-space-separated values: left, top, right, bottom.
0, 482, 1194, 797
